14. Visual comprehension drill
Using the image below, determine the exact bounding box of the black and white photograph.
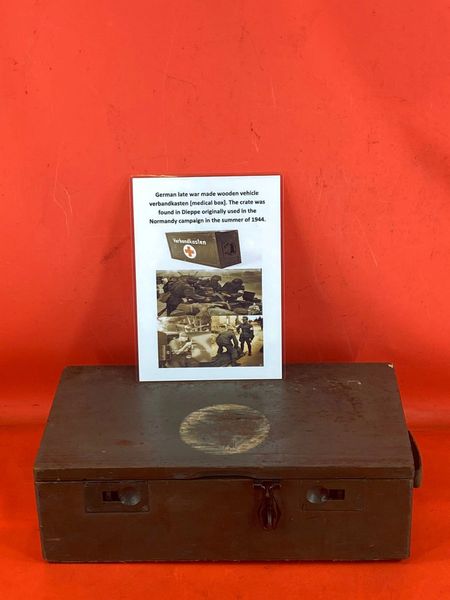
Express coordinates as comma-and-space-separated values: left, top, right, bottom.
158, 314, 263, 368
156, 269, 262, 317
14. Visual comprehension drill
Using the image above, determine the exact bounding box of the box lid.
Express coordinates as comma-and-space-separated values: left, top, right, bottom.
34, 364, 415, 481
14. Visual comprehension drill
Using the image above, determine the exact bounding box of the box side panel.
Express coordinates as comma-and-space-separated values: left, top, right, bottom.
36, 478, 412, 562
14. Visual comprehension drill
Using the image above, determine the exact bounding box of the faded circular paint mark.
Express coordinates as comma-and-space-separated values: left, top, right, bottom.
179, 403, 270, 455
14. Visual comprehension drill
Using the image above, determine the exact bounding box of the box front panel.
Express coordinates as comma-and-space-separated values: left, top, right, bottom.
165, 232, 220, 267
36, 478, 412, 562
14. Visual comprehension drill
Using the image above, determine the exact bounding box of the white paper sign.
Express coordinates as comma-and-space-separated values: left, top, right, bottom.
132, 175, 282, 381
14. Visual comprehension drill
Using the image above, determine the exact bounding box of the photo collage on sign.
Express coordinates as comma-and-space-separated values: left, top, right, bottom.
156, 269, 263, 368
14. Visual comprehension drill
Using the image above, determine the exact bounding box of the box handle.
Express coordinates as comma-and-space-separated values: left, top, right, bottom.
408, 431, 422, 488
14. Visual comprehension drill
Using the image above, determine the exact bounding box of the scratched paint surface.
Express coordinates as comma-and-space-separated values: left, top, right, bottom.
179, 404, 270, 455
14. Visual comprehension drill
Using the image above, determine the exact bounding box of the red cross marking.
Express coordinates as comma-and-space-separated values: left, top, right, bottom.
183, 244, 196, 259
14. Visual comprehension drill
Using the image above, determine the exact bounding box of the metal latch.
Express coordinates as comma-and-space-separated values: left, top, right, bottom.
254, 481, 281, 530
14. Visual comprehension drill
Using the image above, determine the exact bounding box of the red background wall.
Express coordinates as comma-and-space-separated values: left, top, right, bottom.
1, 0, 449, 423
2, 3, 450, 598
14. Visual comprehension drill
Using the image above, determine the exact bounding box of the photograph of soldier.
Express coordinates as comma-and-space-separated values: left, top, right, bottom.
156, 269, 262, 317
160, 276, 205, 316
215, 325, 240, 366
166, 331, 193, 367
210, 315, 263, 366
236, 316, 254, 356
158, 314, 263, 368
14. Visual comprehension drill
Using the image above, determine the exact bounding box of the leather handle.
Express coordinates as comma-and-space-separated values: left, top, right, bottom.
408, 431, 422, 488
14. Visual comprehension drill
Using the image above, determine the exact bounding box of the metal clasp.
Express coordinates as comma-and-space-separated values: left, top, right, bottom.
254, 481, 281, 530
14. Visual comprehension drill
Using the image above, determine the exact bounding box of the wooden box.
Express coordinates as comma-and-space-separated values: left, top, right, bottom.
34, 364, 421, 562
165, 230, 241, 268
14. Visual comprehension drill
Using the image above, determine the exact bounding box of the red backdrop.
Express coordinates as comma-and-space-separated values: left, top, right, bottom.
1, 0, 449, 425
2, 3, 450, 598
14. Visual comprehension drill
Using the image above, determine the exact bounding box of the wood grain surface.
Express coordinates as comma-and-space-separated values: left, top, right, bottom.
34, 363, 414, 481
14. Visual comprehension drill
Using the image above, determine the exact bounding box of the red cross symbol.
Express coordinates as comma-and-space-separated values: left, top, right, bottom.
183, 244, 196, 259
